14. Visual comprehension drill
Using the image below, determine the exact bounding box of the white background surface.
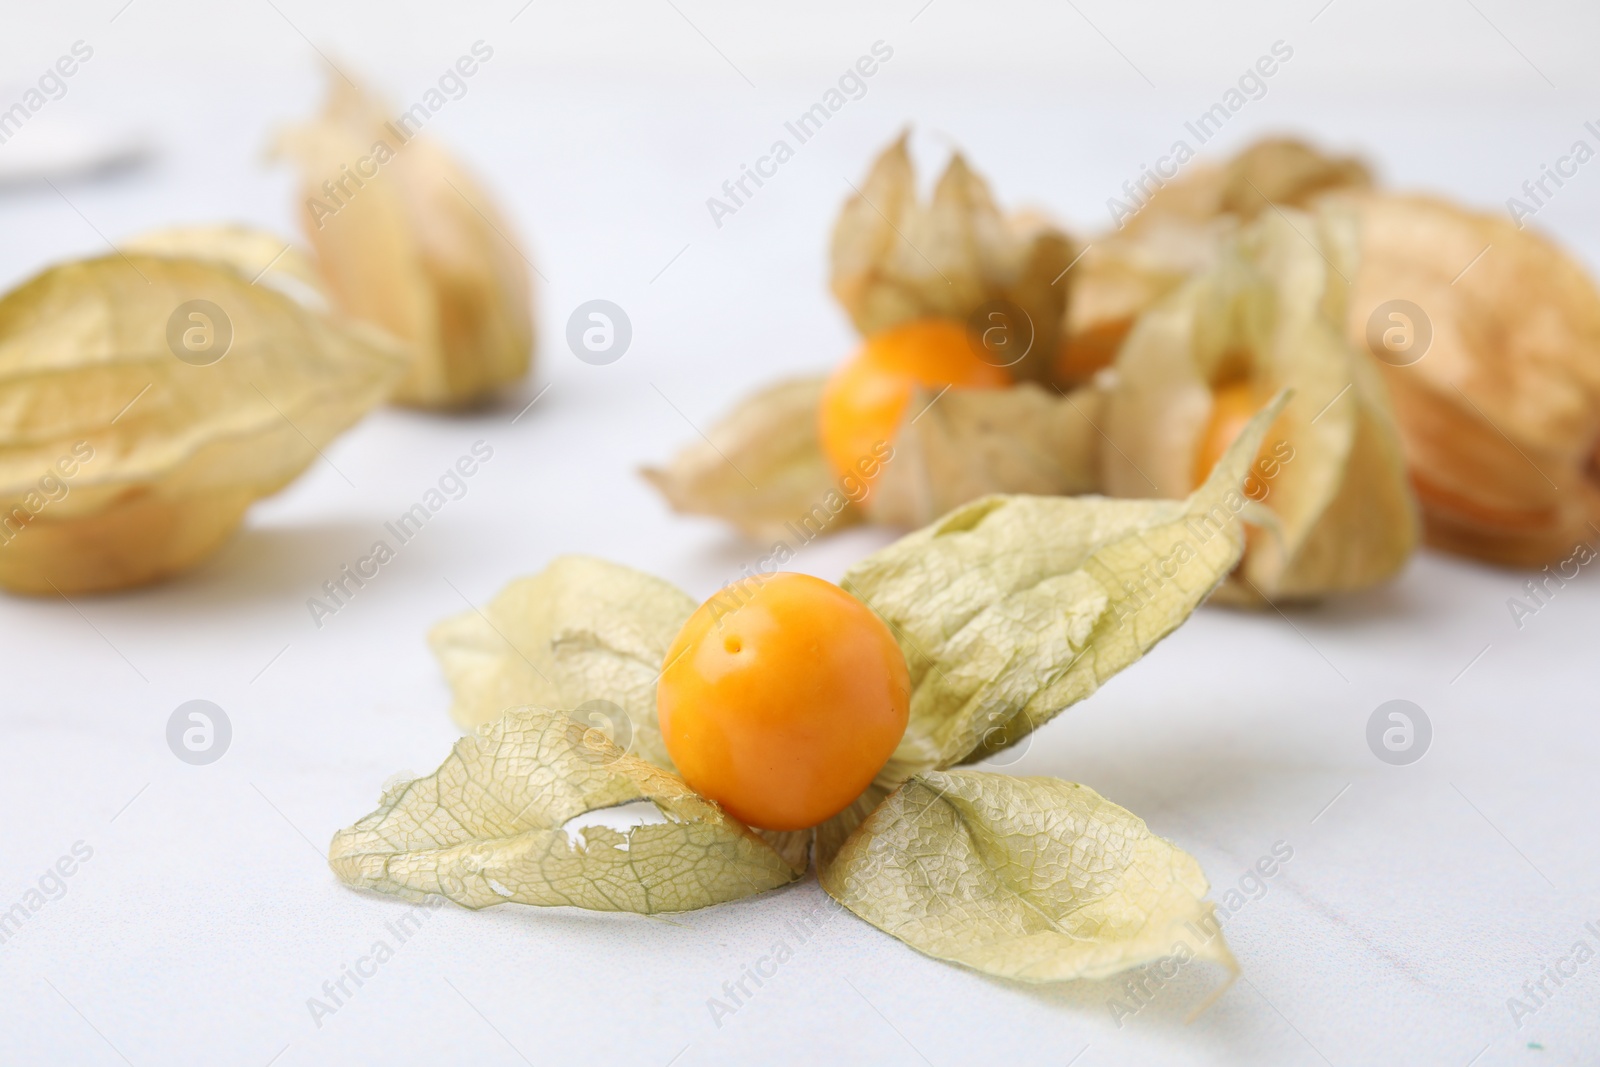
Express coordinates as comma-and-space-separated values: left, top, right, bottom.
1, 2, 1598, 1065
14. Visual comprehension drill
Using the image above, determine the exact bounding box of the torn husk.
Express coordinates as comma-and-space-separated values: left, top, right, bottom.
344, 413, 1286, 986
1334, 191, 1600, 566
831, 132, 1073, 384
1101, 204, 1417, 603
274, 74, 534, 409
329, 708, 803, 913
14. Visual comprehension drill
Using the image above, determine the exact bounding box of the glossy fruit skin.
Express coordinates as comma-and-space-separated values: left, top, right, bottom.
818, 318, 1012, 487
658, 572, 911, 831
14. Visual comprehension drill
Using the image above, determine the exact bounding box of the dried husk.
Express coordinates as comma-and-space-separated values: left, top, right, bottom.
643, 374, 1105, 539
124, 225, 325, 304
0, 249, 408, 594
861, 380, 1103, 527
831, 132, 1073, 383
1126, 136, 1373, 235
335, 410, 1285, 991
429, 554, 696, 768
1062, 137, 1372, 385
640, 376, 860, 542
820, 772, 1236, 985
275, 76, 534, 409
1335, 191, 1600, 566
834, 394, 1285, 803
646, 133, 1091, 538
1060, 217, 1229, 385
329, 708, 804, 913
1101, 205, 1417, 603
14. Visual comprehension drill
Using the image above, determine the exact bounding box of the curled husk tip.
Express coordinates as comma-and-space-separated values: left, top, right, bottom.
831, 131, 1074, 385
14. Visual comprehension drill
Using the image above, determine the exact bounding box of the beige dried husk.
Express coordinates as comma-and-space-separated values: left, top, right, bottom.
642, 374, 1105, 537
1062, 137, 1372, 385
1125, 136, 1373, 235
640, 377, 858, 543
125, 225, 326, 302
1334, 191, 1600, 566
0, 240, 408, 595
645, 135, 1092, 538
275, 76, 533, 409
860, 380, 1103, 527
1101, 204, 1417, 603
831, 132, 1074, 384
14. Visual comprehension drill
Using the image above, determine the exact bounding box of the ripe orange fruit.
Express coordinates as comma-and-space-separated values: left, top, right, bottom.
818, 318, 1012, 491
1191, 380, 1260, 489
1055, 317, 1132, 385
657, 572, 910, 831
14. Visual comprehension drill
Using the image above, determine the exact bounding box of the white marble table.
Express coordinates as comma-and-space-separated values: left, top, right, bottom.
1, 4, 1596, 1064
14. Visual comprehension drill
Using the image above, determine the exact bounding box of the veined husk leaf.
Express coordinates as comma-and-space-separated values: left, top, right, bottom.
1101, 206, 1417, 603
832, 133, 1072, 383
0, 252, 407, 595
124, 224, 326, 306
641, 376, 861, 543
418, 430, 1276, 941
644, 375, 1106, 539
428, 555, 695, 770
275, 75, 533, 408
819, 771, 1235, 983
1062, 137, 1371, 384
329, 708, 804, 912
429, 554, 810, 869
818, 404, 1279, 969
833, 395, 1282, 795
1334, 191, 1600, 566
862, 380, 1103, 528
